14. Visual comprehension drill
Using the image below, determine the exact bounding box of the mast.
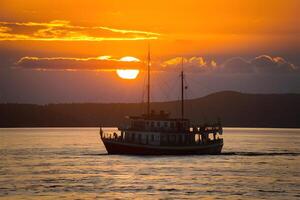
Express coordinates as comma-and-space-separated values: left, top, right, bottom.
181, 57, 184, 120
147, 44, 151, 118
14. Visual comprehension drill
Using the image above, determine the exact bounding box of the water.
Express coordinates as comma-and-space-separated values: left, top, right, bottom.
0, 128, 299, 199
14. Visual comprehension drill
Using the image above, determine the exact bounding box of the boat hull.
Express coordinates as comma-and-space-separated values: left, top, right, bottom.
101, 139, 223, 155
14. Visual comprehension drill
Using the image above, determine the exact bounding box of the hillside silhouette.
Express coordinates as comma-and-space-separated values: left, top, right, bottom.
1, 91, 300, 128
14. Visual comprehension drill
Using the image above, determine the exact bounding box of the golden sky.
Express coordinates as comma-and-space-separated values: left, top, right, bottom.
1, 0, 300, 57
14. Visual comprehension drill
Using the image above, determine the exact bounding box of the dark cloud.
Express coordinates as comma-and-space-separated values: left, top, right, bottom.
15, 54, 300, 74
221, 57, 253, 73
252, 55, 297, 73
222, 55, 299, 74
16, 56, 143, 71
161, 56, 217, 73
161, 55, 299, 74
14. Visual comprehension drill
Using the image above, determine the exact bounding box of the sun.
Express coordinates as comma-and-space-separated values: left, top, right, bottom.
119, 56, 140, 62
116, 69, 140, 79
115, 56, 140, 79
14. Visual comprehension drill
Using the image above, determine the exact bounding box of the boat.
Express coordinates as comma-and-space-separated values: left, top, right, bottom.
100, 47, 223, 155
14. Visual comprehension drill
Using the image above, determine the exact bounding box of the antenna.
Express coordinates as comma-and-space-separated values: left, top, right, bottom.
147, 43, 151, 118
181, 57, 184, 120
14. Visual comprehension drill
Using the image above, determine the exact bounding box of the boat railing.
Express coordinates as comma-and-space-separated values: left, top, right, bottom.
100, 127, 223, 146
121, 123, 222, 134
99, 127, 123, 140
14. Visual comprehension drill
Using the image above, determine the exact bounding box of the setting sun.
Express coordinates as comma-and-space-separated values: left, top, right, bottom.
116, 69, 140, 79
119, 56, 140, 62
116, 56, 140, 79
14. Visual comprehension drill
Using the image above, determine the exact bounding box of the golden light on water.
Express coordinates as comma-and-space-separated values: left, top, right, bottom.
116, 69, 140, 79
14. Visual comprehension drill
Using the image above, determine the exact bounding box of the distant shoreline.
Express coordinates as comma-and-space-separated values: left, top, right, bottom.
1, 91, 300, 128
1, 127, 300, 130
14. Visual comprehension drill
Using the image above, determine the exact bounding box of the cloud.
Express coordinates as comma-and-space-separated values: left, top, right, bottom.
220, 57, 253, 73
17, 55, 216, 72
220, 55, 299, 74
16, 56, 143, 71
252, 55, 297, 73
15, 54, 299, 74
0, 20, 160, 41
161, 55, 299, 74
161, 56, 217, 73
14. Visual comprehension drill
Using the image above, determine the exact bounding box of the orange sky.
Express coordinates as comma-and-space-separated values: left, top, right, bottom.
1, 0, 300, 58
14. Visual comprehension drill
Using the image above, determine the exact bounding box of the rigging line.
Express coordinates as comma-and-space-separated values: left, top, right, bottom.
175, 93, 181, 117
183, 75, 192, 119
158, 78, 172, 97
147, 42, 151, 117
170, 76, 182, 102
155, 76, 179, 101
156, 80, 170, 101
141, 71, 147, 102
152, 76, 168, 101
184, 75, 197, 100
184, 73, 207, 122
184, 76, 200, 120
184, 74, 206, 123
174, 74, 181, 117
188, 75, 214, 92
152, 74, 181, 102
164, 75, 181, 118
185, 81, 196, 100
152, 77, 173, 103
140, 71, 147, 113
184, 77, 189, 98
166, 75, 182, 100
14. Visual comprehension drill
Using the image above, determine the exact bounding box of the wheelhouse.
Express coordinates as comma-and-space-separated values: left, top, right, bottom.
126, 110, 189, 132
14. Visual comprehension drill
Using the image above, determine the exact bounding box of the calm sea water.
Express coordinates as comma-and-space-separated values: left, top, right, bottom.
0, 128, 299, 200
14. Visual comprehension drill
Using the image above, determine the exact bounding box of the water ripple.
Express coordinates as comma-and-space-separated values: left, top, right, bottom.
1, 128, 299, 199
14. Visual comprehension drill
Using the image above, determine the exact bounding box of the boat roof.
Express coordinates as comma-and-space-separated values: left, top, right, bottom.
127, 110, 189, 121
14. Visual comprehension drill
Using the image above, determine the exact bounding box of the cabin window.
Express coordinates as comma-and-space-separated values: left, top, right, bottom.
132, 133, 135, 141
170, 122, 174, 128
151, 135, 154, 141
171, 135, 176, 142
164, 122, 168, 127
